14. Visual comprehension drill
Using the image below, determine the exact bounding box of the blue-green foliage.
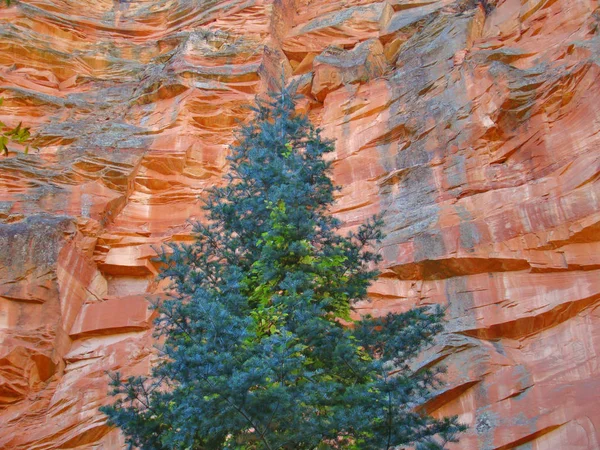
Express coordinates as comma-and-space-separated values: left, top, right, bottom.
101, 87, 465, 449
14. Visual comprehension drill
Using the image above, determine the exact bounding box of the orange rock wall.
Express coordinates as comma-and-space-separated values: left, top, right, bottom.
0, 0, 599, 448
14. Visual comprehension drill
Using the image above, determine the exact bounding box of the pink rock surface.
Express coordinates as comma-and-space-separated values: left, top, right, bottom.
0, 0, 599, 448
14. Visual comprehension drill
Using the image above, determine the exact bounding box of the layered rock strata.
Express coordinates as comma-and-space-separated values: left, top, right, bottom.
0, 0, 599, 448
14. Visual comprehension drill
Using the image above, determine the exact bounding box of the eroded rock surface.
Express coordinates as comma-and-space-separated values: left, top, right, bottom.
0, 0, 599, 448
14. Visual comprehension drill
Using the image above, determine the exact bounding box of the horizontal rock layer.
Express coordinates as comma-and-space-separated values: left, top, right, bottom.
0, 0, 599, 448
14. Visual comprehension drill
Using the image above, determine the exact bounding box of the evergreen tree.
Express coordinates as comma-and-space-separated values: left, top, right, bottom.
101, 87, 465, 449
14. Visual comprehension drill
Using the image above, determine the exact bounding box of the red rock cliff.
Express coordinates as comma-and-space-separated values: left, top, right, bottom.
0, 0, 599, 448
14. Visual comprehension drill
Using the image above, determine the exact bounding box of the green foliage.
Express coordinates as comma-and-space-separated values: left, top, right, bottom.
0, 97, 38, 156
101, 87, 466, 449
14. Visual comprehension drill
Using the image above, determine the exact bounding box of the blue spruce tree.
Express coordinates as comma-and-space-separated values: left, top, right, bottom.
102, 87, 465, 449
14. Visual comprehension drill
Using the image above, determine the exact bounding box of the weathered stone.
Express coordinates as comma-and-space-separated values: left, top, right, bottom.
0, 0, 599, 448
312, 39, 389, 101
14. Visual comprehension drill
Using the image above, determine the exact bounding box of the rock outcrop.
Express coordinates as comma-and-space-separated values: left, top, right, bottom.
0, 0, 599, 448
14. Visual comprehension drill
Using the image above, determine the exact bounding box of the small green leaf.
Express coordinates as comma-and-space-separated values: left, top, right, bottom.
0, 136, 8, 155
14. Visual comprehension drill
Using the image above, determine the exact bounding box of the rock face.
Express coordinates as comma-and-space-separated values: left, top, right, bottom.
0, 0, 599, 448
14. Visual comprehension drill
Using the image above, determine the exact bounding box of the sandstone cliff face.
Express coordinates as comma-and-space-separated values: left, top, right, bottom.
0, 0, 599, 448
